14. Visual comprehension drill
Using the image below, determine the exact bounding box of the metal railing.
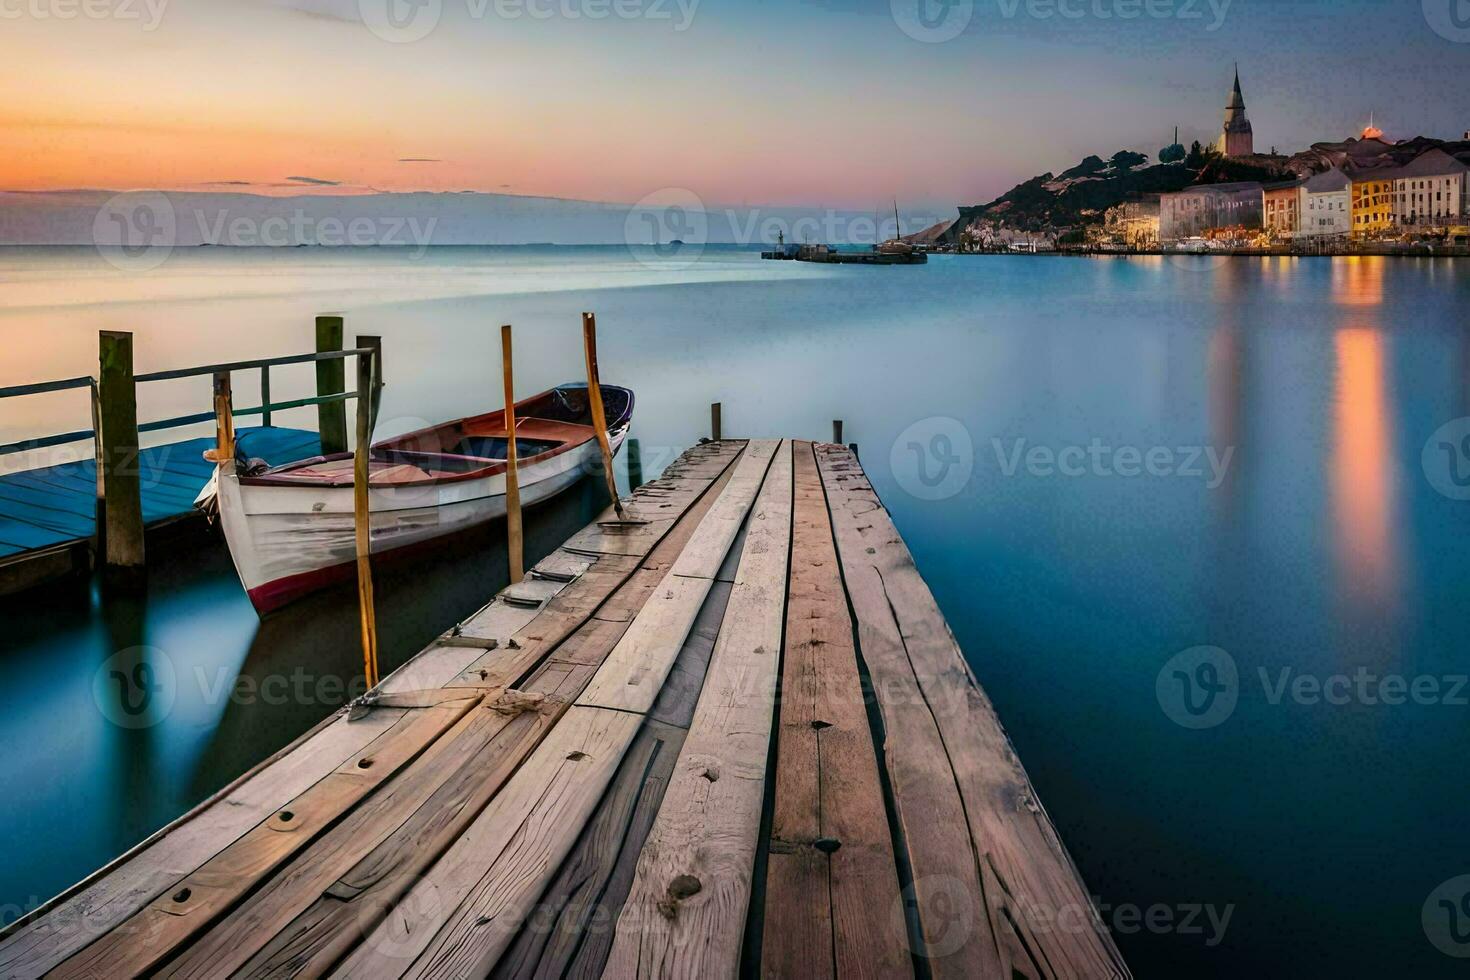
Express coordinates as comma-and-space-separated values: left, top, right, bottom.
0, 347, 379, 458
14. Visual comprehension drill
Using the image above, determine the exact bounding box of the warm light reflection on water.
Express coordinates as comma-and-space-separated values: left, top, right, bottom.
1330, 328, 1399, 615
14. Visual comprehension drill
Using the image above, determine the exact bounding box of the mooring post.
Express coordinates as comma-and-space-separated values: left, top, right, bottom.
711, 402, 722, 441
832, 419, 843, 445
210, 371, 236, 462
353, 346, 380, 689
501, 324, 524, 584
97, 330, 145, 583
356, 334, 383, 432
316, 314, 347, 454
582, 312, 625, 518
626, 437, 644, 491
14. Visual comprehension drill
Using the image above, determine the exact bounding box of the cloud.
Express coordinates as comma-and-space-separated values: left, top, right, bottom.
286, 175, 342, 186
203, 180, 258, 186
266, 0, 361, 24
398, 158, 442, 163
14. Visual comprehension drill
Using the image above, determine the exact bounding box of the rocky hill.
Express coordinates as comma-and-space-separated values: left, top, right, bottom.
946, 135, 1470, 243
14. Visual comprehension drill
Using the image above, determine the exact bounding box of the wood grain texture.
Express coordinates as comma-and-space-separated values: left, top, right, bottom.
0, 705, 408, 979
157, 449, 750, 979
332, 705, 643, 980
815, 444, 1129, 980
489, 718, 687, 980
46, 698, 478, 979
577, 441, 779, 715
602, 440, 794, 979
762, 442, 910, 980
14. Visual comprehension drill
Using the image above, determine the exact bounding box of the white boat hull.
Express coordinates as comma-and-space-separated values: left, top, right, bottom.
203, 431, 624, 613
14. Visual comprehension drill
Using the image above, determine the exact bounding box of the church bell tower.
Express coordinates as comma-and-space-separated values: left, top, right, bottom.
1219, 64, 1254, 158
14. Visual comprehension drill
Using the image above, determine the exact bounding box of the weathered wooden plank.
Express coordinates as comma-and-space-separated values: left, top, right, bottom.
602, 439, 794, 979
17, 532, 622, 974
47, 698, 480, 979
488, 718, 687, 980
330, 450, 776, 979
490, 552, 739, 979
333, 706, 644, 979
576, 440, 779, 715
166, 451, 750, 978
762, 441, 910, 980
0, 706, 409, 979
815, 445, 1129, 980
156, 683, 575, 979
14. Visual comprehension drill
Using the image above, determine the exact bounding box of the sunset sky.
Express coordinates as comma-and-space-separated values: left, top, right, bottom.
3, 0, 1468, 209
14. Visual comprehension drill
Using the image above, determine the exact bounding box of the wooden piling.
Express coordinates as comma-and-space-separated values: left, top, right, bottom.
832, 419, 843, 444
209, 372, 236, 462
316, 315, 347, 455
626, 437, 644, 491
356, 334, 383, 432
96, 331, 145, 581
353, 347, 380, 689
711, 402, 722, 441
581, 313, 624, 517
501, 325, 523, 585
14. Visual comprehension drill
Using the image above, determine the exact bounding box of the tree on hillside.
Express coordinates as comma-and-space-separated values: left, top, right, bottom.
1111, 150, 1148, 170
1184, 140, 1221, 170
1159, 142, 1186, 163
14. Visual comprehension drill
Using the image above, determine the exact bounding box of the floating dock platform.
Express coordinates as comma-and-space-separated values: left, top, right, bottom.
0, 439, 1128, 979
0, 427, 320, 592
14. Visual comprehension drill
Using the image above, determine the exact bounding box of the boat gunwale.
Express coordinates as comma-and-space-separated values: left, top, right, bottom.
238, 383, 633, 491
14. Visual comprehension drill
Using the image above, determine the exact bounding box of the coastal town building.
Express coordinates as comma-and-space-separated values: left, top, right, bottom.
1103, 196, 1161, 247
1299, 167, 1351, 238
1389, 148, 1468, 228
1263, 179, 1303, 236
1350, 170, 1395, 236
1218, 66, 1254, 158
1159, 182, 1263, 241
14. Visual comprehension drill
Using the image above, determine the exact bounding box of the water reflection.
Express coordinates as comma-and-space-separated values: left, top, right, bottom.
1330, 328, 1400, 617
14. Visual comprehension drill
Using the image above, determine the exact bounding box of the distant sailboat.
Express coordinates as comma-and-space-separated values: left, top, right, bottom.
876, 200, 927, 262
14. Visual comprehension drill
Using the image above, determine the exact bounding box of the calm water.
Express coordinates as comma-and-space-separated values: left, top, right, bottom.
2, 246, 1469, 977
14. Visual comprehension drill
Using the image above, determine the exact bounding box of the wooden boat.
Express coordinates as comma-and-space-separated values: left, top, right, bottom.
199, 383, 634, 614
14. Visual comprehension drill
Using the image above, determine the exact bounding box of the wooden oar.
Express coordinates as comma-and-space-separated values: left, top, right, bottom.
353, 347, 380, 689
581, 312, 625, 518
502, 324, 524, 584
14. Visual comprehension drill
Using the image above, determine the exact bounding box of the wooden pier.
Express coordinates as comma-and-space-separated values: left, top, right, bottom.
0, 439, 1129, 979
